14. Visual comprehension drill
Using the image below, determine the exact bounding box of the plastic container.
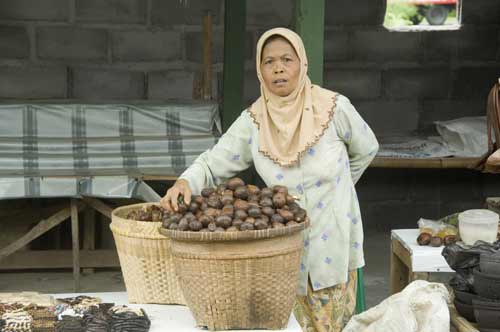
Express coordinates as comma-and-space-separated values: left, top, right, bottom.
458, 209, 499, 245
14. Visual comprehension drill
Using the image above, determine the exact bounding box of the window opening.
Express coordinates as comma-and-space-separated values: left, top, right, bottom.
384, 0, 460, 30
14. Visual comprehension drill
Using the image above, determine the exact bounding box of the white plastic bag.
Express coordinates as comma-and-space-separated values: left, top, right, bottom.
343, 280, 450, 332
435, 116, 488, 157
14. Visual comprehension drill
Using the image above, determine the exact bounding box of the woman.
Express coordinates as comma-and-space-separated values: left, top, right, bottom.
161, 27, 379, 332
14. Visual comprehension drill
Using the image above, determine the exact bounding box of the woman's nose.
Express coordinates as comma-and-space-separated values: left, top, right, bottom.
273, 65, 284, 74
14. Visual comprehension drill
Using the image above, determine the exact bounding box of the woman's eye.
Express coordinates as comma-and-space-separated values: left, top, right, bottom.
264, 60, 272, 65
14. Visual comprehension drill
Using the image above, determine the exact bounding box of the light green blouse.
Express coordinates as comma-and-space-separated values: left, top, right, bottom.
179, 94, 379, 295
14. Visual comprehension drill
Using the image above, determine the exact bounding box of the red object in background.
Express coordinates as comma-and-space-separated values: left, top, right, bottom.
390, 0, 458, 25
402, 0, 456, 4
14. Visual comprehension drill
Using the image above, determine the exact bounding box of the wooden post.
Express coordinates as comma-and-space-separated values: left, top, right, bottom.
202, 11, 213, 100
71, 199, 80, 292
222, 0, 246, 131
294, 0, 325, 85
83, 206, 95, 274
390, 238, 410, 294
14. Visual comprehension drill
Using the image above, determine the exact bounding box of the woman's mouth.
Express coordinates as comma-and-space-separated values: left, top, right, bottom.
273, 79, 288, 86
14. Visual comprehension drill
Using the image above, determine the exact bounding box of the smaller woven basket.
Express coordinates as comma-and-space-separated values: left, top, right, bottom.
110, 203, 185, 305
160, 220, 309, 330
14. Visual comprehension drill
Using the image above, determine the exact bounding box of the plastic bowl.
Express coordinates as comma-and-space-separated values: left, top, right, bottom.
474, 270, 500, 301
454, 299, 477, 322
472, 298, 500, 332
480, 252, 500, 275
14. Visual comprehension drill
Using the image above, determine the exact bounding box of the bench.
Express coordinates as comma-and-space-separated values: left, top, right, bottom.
0, 101, 220, 290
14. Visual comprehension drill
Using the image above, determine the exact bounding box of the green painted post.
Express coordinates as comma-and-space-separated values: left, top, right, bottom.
294, 0, 325, 85
222, 0, 246, 132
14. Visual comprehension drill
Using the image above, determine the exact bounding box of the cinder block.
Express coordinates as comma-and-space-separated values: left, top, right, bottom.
441, 201, 484, 218
325, 0, 386, 26
354, 100, 419, 136
459, 27, 498, 61
361, 200, 440, 231
420, 99, 486, 131
324, 69, 381, 99
37, 27, 107, 60
324, 30, 350, 62
151, 0, 222, 26
0, 66, 66, 99
384, 68, 450, 99
73, 68, 144, 100
451, 67, 500, 99
246, 0, 293, 27
76, 0, 146, 24
352, 30, 421, 62
0, 0, 68, 21
185, 30, 254, 63
481, 172, 500, 198
148, 70, 194, 100
439, 170, 483, 201
112, 30, 181, 61
421, 30, 458, 61
410, 169, 442, 203
462, 0, 500, 25
0, 25, 29, 59
356, 168, 413, 203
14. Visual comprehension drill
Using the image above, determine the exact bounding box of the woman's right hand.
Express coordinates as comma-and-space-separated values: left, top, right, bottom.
160, 179, 192, 212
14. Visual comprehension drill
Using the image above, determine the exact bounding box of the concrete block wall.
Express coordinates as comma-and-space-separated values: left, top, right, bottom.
0, 0, 225, 101
324, 0, 500, 230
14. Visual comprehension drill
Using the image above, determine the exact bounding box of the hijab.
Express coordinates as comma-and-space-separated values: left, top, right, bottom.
248, 27, 337, 167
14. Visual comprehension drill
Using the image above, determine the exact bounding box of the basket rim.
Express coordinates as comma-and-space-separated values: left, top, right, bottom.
112, 202, 162, 222
159, 219, 309, 242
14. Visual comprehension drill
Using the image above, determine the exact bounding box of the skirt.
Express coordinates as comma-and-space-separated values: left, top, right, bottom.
294, 270, 357, 332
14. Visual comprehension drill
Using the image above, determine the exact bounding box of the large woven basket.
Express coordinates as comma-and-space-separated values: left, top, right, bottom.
110, 203, 185, 305
159, 221, 308, 330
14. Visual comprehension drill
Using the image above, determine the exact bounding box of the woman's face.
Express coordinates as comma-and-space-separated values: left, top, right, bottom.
260, 37, 300, 97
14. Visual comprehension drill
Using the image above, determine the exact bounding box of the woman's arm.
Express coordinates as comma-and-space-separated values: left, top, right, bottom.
178, 111, 254, 194
334, 95, 379, 184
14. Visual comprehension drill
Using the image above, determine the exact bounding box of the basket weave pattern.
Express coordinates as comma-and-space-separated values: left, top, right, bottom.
162, 224, 306, 330
111, 203, 185, 305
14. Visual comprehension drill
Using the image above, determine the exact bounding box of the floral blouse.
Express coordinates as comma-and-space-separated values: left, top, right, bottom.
179, 94, 379, 295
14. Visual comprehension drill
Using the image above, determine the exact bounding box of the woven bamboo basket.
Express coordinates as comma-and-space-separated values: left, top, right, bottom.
159, 220, 309, 330
110, 203, 185, 305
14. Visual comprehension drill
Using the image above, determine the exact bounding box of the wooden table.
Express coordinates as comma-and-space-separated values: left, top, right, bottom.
390, 229, 454, 294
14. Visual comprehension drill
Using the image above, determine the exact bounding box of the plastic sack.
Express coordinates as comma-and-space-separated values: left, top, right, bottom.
442, 240, 500, 292
418, 218, 458, 239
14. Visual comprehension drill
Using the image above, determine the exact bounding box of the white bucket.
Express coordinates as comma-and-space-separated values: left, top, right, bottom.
458, 209, 499, 245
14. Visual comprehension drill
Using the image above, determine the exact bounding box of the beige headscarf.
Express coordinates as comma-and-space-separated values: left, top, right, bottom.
248, 27, 337, 167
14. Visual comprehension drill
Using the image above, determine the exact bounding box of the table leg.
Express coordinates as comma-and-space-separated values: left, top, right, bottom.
409, 271, 429, 283
71, 199, 80, 292
83, 206, 96, 274
390, 239, 409, 294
